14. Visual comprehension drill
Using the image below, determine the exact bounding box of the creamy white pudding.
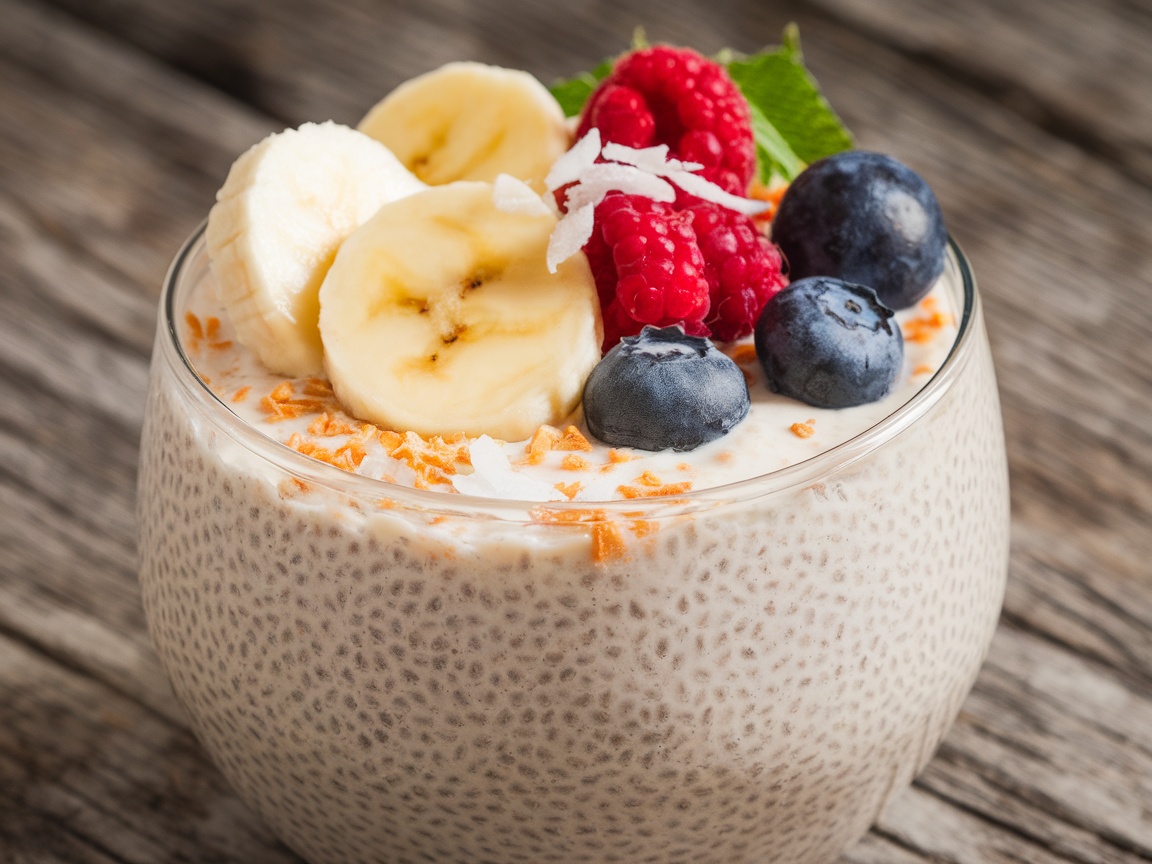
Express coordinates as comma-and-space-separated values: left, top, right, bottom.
137, 227, 1008, 864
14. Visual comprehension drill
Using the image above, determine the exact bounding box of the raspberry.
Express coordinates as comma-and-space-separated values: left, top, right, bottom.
577, 46, 756, 195
686, 201, 789, 342
585, 194, 710, 349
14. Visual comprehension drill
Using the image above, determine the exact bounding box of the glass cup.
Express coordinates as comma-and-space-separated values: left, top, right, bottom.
138, 225, 1009, 864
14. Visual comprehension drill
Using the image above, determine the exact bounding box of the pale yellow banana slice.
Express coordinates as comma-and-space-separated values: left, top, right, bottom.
206, 121, 426, 377
318, 181, 602, 441
357, 62, 569, 191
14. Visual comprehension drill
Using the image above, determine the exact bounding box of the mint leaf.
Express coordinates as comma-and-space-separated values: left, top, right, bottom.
726, 25, 853, 180
747, 102, 805, 183
550, 59, 612, 118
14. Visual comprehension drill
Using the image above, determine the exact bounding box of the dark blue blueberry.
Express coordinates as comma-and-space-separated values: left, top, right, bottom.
771, 150, 946, 310
583, 325, 750, 452
754, 277, 903, 409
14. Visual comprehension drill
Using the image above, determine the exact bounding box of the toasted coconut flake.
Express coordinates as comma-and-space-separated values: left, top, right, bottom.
524, 424, 563, 464
379, 429, 403, 451
629, 519, 658, 538
748, 180, 789, 222
726, 343, 759, 365
790, 420, 816, 439
617, 481, 694, 499
592, 521, 628, 562
530, 504, 628, 562
556, 426, 593, 452
269, 381, 293, 402
561, 454, 591, 471
554, 481, 583, 500
308, 412, 356, 437
903, 307, 955, 344
184, 311, 207, 353
303, 378, 334, 398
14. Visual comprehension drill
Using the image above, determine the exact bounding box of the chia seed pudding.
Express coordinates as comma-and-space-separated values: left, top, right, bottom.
137, 43, 1009, 864
138, 228, 1008, 864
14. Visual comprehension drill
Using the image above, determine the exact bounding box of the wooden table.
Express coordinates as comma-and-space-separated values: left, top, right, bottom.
2, 0, 1150, 861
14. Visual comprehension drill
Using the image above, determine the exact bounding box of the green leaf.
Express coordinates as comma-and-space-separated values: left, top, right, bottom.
726, 25, 853, 180
549, 59, 613, 118
747, 102, 804, 183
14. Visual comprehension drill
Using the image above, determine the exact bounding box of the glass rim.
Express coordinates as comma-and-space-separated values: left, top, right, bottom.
158, 221, 980, 517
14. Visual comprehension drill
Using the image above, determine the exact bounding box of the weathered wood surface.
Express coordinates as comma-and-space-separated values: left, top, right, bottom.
1, 0, 1149, 860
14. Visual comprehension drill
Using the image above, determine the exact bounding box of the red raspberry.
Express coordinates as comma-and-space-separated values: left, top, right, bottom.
577, 46, 756, 195
585, 194, 710, 349
686, 201, 789, 342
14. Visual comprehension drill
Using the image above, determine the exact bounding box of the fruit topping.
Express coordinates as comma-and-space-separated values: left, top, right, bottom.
205, 121, 426, 378
771, 151, 946, 310
583, 325, 750, 451
357, 62, 569, 191
686, 200, 789, 342
582, 194, 710, 349
317, 181, 602, 441
576, 46, 756, 195
754, 277, 904, 409
203, 41, 948, 459
539, 131, 779, 350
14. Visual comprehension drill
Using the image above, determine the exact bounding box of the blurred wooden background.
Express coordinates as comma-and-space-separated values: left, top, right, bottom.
1, 0, 1150, 861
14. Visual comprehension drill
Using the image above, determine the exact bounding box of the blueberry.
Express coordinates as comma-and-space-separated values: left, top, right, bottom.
771, 150, 946, 310
583, 326, 750, 452
755, 277, 903, 409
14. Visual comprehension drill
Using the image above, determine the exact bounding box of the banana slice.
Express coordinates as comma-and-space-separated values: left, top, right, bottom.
206, 121, 426, 377
357, 62, 569, 191
318, 181, 602, 441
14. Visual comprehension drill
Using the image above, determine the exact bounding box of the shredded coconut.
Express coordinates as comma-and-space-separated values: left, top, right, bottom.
492, 174, 553, 216
544, 128, 602, 190
601, 142, 703, 175
452, 436, 565, 501
547, 202, 595, 274
545, 131, 771, 272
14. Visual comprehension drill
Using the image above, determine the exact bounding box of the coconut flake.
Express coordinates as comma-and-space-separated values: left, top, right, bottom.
545, 128, 602, 192
542, 130, 770, 271
492, 174, 553, 216
547, 202, 596, 274
602, 142, 703, 175
451, 436, 565, 502
355, 453, 393, 480
601, 140, 768, 214
546, 165, 675, 272
666, 171, 771, 216
562, 163, 676, 211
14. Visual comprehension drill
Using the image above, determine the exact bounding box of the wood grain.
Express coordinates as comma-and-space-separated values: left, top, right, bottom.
1, 0, 1149, 860
0, 632, 303, 863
